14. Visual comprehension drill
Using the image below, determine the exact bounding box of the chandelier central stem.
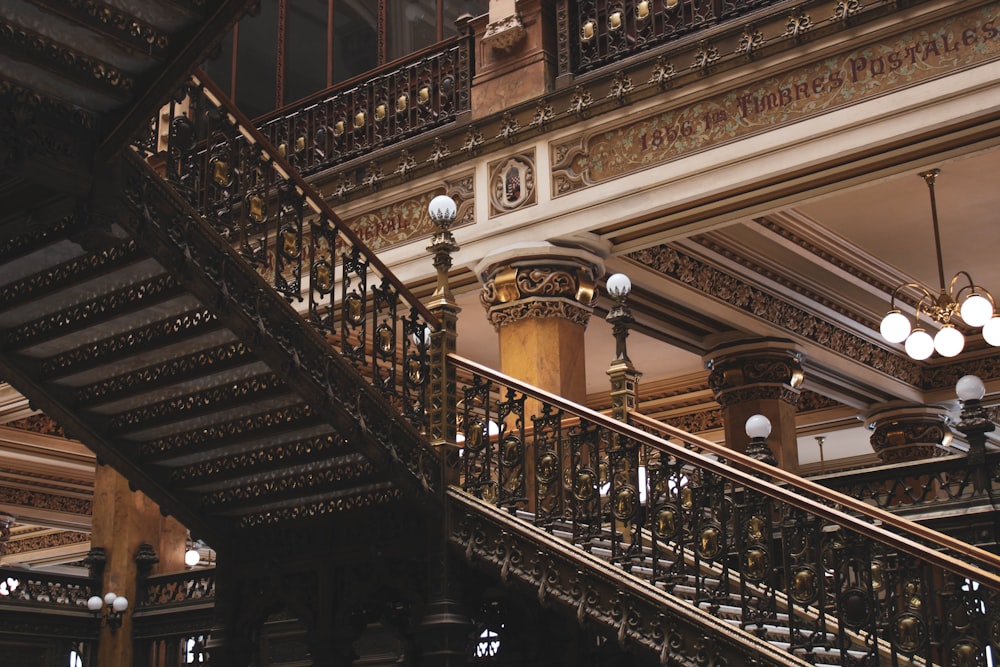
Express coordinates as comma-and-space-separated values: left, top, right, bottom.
920, 168, 947, 294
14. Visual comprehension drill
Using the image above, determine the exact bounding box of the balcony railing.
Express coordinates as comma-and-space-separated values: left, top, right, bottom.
449, 354, 1000, 666
135, 35, 471, 180
133, 72, 438, 434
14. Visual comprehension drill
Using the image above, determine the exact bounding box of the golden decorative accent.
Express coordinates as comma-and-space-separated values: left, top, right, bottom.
345, 293, 364, 324
246, 194, 266, 223
653, 506, 678, 539
790, 566, 817, 603
743, 547, 768, 582
465, 418, 486, 452
581, 19, 596, 42
697, 525, 721, 560
500, 435, 521, 467
312, 260, 333, 293
537, 453, 558, 485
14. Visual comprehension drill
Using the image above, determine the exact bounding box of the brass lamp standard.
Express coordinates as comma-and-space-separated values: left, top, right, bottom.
879, 169, 1000, 359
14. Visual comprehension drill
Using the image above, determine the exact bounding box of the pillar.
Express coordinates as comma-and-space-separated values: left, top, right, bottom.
865, 403, 952, 465
704, 337, 804, 472
476, 242, 605, 404
471, 0, 556, 117
91, 464, 188, 666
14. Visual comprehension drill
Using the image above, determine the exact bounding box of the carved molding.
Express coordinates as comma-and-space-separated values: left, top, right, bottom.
631, 244, 922, 386
6, 530, 89, 555
0, 486, 91, 516
482, 14, 527, 52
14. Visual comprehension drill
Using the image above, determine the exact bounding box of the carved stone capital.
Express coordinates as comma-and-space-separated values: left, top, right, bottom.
704, 337, 804, 408
482, 13, 527, 52
476, 241, 607, 331
865, 403, 952, 464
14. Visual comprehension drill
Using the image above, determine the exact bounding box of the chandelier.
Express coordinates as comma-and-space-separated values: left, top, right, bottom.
879, 169, 1000, 359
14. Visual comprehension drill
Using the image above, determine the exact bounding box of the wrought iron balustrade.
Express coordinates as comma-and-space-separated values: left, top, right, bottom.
255, 37, 471, 177
556, 0, 891, 76
138, 568, 216, 608
449, 354, 1000, 666
134, 35, 471, 179
811, 451, 1000, 513
0, 566, 95, 609
131, 72, 438, 432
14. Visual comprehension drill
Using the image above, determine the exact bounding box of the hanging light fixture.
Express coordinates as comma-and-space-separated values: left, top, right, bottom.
879, 169, 999, 359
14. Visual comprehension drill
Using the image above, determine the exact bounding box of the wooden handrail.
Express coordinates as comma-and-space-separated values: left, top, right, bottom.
449, 353, 1000, 590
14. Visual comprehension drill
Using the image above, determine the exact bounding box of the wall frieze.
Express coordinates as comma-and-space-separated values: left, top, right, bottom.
7, 530, 89, 555
628, 244, 923, 386
0, 486, 92, 516
551, 4, 1000, 195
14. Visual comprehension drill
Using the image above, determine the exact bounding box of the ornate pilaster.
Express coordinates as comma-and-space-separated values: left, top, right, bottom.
704, 337, 804, 471
865, 403, 952, 464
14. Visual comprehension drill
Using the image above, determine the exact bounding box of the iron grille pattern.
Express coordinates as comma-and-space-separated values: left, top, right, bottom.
449, 354, 1000, 666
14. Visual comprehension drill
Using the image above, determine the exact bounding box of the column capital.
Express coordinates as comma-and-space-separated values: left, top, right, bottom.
476, 241, 606, 330
704, 337, 804, 408
864, 402, 952, 464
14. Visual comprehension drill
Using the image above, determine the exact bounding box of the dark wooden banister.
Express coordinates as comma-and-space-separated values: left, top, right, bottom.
190, 68, 440, 331
448, 353, 1000, 591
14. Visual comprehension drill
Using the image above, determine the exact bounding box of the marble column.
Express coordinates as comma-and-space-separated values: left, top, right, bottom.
704, 337, 804, 472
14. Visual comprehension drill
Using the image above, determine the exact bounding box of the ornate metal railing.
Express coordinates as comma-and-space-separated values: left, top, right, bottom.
133, 570, 214, 667
812, 450, 1000, 512
138, 568, 216, 608
448, 354, 1000, 666
555, 0, 892, 76
135, 35, 471, 179
0, 566, 95, 608
254, 36, 472, 177
133, 72, 438, 431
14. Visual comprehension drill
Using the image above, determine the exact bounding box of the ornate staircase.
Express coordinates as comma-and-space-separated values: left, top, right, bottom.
3, 22, 1000, 665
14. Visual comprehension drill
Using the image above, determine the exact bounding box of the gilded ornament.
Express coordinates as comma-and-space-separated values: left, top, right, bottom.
653, 506, 678, 539
790, 566, 817, 603
742, 547, 768, 582
500, 435, 521, 467
345, 293, 364, 324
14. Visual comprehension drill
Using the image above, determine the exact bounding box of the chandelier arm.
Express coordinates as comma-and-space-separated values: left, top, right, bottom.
951, 270, 996, 306
889, 282, 934, 312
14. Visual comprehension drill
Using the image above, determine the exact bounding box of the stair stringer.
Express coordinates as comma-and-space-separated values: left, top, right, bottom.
447, 488, 813, 667
111, 149, 442, 515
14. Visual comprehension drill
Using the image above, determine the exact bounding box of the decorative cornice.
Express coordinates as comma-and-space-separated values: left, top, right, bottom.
629, 244, 922, 386
5, 414, 65, 438
0, 486, 91, 516
6, 530, 89, 555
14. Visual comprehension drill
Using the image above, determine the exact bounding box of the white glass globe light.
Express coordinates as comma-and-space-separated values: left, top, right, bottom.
427, 195, 457, 225
960, 293, 994, 327
87, 595, 103, 612
904, 328, 934, 360
879, 310, 911, 344
103, 592, 117, 606
606, 273, 632, 299
111, 596, 129, 613
956, 374, 986, 402
745, 414, 772, 440
983, 316, 1000, 346
185, 548, 201, 568
933, 324, 965, 358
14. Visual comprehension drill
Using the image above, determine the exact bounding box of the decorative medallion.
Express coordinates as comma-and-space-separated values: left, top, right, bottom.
652, 505, 679, 540
838, 588, 872, 628
489, 152, 536, 217
742, 547, 768, 582
893, 612, 926, 653
790, 565, 818, 604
